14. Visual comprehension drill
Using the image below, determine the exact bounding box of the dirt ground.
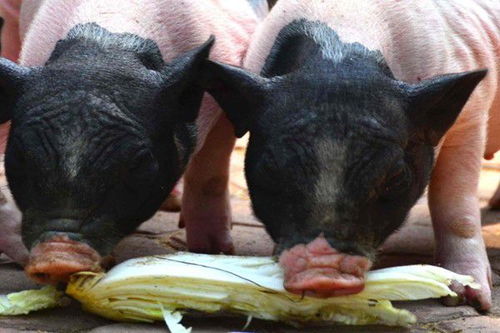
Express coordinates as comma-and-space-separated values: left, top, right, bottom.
1, 137, 500, 332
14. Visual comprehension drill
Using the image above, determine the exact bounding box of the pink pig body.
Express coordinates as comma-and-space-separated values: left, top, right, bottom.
0, 0, 261, 272
244, 0, 499, 310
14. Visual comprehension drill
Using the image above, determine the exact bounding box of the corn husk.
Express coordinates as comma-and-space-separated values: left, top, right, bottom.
66, 252, 478, 327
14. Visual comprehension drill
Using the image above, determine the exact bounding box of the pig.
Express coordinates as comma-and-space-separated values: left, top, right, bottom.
201, 0, 500, 310
0, 0, 263, 284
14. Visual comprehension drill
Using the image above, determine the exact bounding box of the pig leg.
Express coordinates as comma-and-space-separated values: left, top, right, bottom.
180, 114, 235, 254
489, 182, 500, 210
0, 127, 26, 265
0, 187, 28, 265
429, 126, 491, 311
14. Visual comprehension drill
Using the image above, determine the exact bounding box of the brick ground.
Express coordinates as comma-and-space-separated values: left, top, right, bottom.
0, 137, 499, 332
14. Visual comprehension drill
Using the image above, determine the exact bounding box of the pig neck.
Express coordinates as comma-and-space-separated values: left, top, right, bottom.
261, 19, 394, 82
45, 23, 165, 72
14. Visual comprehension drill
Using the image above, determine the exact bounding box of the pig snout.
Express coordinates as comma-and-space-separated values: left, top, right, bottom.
279, 236, 372, 297
25, 234, 102, 285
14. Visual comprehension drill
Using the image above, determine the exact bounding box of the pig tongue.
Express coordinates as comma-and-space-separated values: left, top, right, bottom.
279, 236, 372, 297
25, 234, 102, 285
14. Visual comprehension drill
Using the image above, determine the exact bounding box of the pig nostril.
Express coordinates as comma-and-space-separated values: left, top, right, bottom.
33, 272, 50, 281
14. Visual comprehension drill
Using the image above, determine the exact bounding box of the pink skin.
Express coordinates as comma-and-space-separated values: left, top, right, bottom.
180, 114, 235, 254
0, 189, 28, 265
0, 0, 21, 62
280, 236, 372, 297
0, 1, 260, 268
245, 0, 499, 309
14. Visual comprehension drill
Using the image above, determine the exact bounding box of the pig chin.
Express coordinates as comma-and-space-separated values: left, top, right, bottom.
25, 234, 103, 285
278, 236, 372, 297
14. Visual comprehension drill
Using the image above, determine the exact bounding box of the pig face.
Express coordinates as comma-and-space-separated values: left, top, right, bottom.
202, 59, 486, 258
0, 24, 213, 262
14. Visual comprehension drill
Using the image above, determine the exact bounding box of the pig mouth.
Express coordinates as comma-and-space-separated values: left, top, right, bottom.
279, 236, 372, 297
25, 234, 103, 285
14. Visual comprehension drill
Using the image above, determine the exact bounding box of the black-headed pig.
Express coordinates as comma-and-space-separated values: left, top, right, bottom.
0, 0, 263, 284
202, 0, 499, 311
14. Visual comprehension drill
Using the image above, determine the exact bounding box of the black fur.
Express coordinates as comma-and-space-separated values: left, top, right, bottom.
0, 23, 214, 255
202, 19, 486, 258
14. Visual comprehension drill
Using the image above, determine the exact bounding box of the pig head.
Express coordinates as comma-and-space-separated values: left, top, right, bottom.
0, 23, 213, 284
201, 20, 487, 297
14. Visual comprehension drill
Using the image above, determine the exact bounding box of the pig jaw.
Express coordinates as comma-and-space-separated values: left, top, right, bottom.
279, 236, 372, 297
25, 234, 102, 285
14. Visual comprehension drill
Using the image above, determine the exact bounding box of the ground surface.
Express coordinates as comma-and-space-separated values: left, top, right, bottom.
1, 138, 500, 332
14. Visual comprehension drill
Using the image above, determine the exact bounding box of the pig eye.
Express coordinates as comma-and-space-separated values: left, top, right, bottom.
380, 165, 411, 199
129, 151, 158, 175
129, 154, 147, 173
122, 150, 158, 188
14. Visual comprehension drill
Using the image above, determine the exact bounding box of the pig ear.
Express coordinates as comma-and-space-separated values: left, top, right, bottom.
162, 36, 215, 123
0, 58, 31, 123
200, 60, 272, 138
406, 69, 487, 145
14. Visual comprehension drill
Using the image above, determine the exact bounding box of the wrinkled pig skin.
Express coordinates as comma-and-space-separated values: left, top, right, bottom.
202, 0, 499, 311
0, 0, 262, 284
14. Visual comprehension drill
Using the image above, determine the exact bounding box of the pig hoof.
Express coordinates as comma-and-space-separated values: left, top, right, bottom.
0, 233, 29, 267
0, 243, 28, 267
0, 197, 29, 266
160, 193, 182, 212
181, 192, 234, 254
183, 213, 234, 254
442, 283, 491, 312
279, 236, 371, 297
439, 261, 492, 311
186, 229, 235, 255
442, 280, 491, 312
